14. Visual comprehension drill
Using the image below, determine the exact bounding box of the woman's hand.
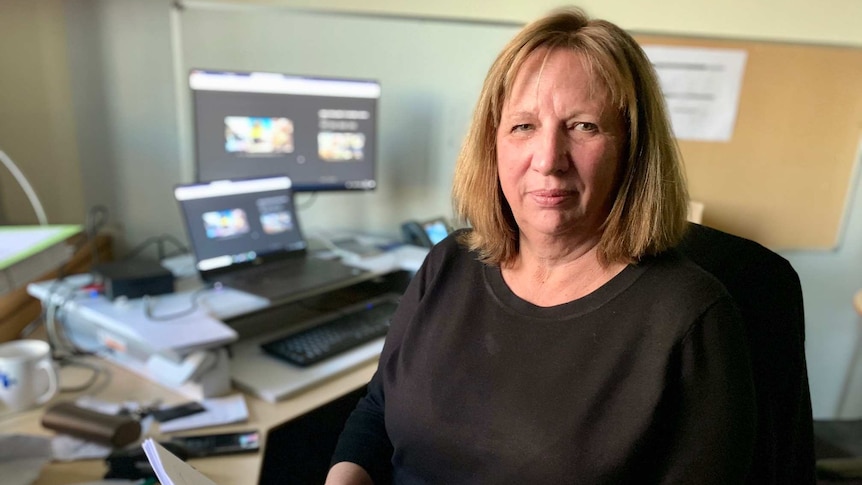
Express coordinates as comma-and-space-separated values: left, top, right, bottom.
324, 461, 374, 485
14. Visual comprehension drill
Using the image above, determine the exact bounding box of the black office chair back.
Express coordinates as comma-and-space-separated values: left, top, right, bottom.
258, 385, 367, 485
678, 223, 815, 484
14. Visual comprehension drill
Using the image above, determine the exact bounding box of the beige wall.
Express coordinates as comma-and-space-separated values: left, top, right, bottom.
0, 0, 83, 225
3, 0, 859, 225
206, 0, 862, 45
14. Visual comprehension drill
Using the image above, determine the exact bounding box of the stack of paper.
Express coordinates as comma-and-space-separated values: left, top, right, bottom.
142, 438, 217, 485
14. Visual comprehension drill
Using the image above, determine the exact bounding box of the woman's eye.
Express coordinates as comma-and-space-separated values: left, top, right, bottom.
511, 123, 532, 132
571, 122, 598, 132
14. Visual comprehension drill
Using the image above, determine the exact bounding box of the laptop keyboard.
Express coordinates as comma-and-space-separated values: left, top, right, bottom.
260, 296, 399, 367
226, 257, 367, 302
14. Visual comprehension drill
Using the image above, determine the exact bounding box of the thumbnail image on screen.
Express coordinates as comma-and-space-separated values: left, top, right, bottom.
260, 211, 292, 234
202, 209, 250, 240
318, 132, 365, 161
256, 194, 294, 235
225, 116, 295, 154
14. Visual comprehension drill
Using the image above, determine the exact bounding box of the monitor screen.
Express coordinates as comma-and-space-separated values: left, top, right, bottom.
189, 69, 380, 192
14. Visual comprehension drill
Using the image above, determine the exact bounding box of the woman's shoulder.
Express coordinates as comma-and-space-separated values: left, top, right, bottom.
411, 228, 482, 278
637, 249, 734, 307
427, 227, 474, 259
405, 228, 482, 296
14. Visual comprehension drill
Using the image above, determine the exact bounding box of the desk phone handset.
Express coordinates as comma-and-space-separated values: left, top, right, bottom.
401, 217, 452, 248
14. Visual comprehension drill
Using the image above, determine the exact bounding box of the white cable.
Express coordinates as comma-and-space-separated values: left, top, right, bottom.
0, 149, 48, 225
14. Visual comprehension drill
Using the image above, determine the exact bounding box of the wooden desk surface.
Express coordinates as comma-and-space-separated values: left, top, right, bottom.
0, 354, 377, 484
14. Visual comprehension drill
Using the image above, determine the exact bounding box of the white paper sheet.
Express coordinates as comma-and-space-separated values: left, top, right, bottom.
642, 45, 748, 142
0, 434, 53, 485
50, 434, 114, 461
142, 438, 217, 485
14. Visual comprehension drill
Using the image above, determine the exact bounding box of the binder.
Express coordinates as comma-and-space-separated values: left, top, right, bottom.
0, 225, 81, 296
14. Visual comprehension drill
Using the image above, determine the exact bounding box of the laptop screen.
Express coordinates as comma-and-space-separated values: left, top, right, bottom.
174, 175, 307, 276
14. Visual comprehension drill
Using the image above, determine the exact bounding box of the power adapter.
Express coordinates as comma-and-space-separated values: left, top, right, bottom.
92, 260, 175, 300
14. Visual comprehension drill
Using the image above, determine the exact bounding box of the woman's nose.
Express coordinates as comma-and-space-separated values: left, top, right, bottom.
532, 127, 569, 175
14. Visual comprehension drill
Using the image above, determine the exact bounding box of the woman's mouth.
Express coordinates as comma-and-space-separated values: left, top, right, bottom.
530, 189, 575, 206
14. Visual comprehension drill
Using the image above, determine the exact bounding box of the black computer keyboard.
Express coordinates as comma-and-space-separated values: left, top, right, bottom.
260, 296, 399, 367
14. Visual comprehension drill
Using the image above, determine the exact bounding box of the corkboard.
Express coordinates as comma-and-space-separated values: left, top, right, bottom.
635, 35, 862, 250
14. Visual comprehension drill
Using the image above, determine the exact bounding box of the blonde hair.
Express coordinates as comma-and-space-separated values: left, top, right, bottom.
451, 6, 688, 266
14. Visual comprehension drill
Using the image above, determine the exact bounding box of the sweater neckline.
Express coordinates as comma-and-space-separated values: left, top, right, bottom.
483, 256, 651, 320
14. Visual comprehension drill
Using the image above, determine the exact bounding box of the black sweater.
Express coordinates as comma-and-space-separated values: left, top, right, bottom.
332, 233, 756, 484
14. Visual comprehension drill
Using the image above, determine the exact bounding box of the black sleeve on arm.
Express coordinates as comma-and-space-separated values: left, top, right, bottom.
328, 236, 445, 484
330, 371, 394, 485
657, 296, 757, 484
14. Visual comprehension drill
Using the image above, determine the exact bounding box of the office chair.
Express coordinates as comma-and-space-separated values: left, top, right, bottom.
258, 385, 368, 485
678, 222, 815, 484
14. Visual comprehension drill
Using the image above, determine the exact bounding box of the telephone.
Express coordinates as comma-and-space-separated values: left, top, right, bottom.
401, 217, 452, 248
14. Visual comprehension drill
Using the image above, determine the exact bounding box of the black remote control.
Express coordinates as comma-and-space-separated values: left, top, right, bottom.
168, 429, 261, 458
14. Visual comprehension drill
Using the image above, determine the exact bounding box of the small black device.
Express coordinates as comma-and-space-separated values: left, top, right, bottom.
151, 401, 206, 423
261, 295, 399, 367
168, 429, 261, 458
92, 260, 175, 300
401, 217, 452, 248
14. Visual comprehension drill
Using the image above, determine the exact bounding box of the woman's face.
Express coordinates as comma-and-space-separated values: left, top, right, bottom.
496, 47, 624, 245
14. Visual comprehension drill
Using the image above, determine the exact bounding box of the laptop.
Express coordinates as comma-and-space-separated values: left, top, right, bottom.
174, 175, 370, 304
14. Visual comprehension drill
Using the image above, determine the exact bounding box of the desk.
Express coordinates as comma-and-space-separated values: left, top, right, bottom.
5, 248, 421, 483
0, 349, 376, 484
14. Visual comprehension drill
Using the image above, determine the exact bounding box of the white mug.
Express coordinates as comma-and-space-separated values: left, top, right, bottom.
0, 339, 58, 413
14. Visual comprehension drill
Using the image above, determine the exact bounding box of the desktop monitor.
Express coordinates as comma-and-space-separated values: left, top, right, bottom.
189, 69, 380, 192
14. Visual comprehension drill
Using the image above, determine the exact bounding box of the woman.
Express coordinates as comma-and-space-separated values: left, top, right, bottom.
327, 7, 755, 484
